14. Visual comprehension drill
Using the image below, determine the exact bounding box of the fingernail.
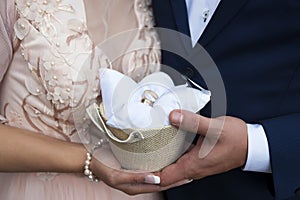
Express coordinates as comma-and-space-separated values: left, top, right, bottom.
171, 111, 183, 125
186, 179, 193, 183
172, 179, 194, 187
144, 175, 161, 184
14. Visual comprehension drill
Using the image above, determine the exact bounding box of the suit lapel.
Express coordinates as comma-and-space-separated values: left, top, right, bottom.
168, 0, 192, 53
169, 0, 190, 37
199, 0, 249, 46
168, 0, 249, 47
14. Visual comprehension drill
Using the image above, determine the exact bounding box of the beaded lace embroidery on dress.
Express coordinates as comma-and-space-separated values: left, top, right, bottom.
0, 0, 162, 199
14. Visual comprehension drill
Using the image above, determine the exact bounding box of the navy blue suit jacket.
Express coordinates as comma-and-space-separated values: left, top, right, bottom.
152, 0, 300, 199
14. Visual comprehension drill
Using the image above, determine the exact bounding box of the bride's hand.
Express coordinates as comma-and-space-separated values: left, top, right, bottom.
89, 151, 191, 195
90, 157, 162, 195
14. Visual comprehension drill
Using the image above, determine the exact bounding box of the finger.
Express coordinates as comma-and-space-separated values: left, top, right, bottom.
117, 183, 161, 195
186, 143, 195, 152
92, 160, 160, 186
159, 179, 193, 191
169, 109, 210, 136
108, 169, 161, 185
117, 178, 193, 195
158, 162, 188, 187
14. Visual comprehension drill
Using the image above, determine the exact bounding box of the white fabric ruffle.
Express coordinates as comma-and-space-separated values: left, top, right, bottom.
100, 68, 211, 129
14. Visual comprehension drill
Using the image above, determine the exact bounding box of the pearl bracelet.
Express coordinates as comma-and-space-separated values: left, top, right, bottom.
83, 138, 108, 182
83, 152, 99, 182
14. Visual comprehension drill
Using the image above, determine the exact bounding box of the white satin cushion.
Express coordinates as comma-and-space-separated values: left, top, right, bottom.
100, 68, 210, 129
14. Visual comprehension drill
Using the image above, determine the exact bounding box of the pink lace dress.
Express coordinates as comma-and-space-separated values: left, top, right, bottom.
0, 0, 162, 199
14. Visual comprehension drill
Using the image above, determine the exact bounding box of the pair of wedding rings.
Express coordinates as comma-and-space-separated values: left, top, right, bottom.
141, 90, 159, 107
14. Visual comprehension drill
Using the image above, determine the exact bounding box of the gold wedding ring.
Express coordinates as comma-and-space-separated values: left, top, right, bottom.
141, 90, 159, 107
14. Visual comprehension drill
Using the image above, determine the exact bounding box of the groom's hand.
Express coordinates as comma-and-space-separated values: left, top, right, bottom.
158, 110, 248, 187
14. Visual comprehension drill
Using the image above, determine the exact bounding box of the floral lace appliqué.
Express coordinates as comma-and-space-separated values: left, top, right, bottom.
13, 0, 99, 141
15, 0, 74, 35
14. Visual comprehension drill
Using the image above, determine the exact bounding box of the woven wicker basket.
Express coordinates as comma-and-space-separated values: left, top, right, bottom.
87, 103, 189, 172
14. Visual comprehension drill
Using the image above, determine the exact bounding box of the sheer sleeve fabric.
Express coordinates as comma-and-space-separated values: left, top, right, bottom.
0, 0, 14, 82
0, 0, 14, 123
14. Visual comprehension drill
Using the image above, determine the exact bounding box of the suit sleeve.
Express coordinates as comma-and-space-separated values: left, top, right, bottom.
260, 64, 300, 199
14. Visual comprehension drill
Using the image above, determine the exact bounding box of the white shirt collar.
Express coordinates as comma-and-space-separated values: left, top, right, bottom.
185, 0, 221, 47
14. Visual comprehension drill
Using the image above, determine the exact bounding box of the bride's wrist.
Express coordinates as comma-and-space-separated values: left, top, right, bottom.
83, 152, 99, 182
81, 139, 107, 182
57, 143, 87, 173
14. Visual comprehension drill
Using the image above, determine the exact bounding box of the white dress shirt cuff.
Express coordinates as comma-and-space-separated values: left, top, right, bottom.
242, 124, 272, 173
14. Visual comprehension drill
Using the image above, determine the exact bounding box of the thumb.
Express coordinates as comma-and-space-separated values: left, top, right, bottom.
169, 110, 210, 136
